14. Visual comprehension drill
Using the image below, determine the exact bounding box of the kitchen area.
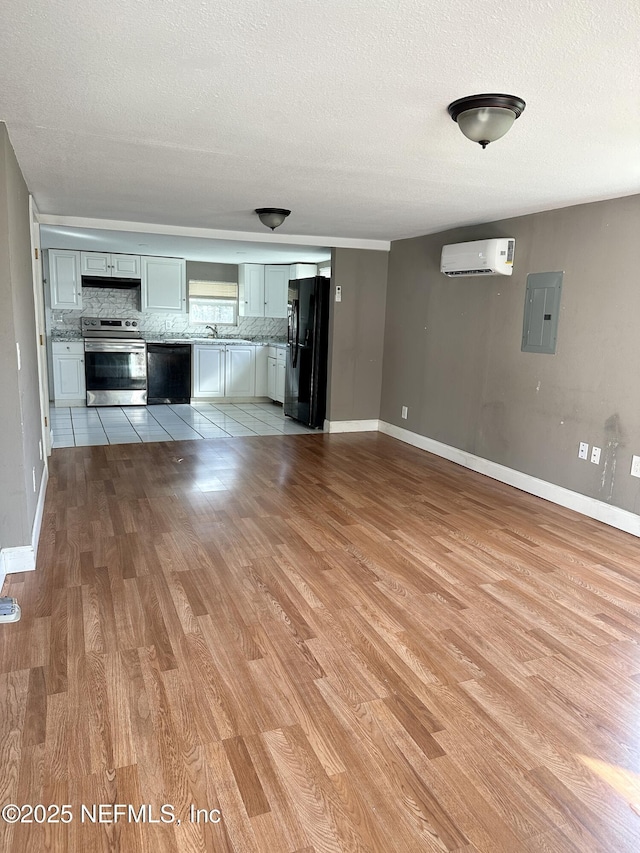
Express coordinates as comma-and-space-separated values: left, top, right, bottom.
43, 228, 331, 447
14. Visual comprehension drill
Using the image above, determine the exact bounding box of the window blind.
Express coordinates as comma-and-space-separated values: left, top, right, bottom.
188, 280, 238, 299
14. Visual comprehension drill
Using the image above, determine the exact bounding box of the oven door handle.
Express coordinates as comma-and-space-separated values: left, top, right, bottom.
84, 341, 147, 353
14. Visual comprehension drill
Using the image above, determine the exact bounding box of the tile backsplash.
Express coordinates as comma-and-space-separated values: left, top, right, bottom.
48, 287, 287, 341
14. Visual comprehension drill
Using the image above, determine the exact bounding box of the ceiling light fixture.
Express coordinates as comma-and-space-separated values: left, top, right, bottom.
255, 208, 291, 231
447, 94, 526, 149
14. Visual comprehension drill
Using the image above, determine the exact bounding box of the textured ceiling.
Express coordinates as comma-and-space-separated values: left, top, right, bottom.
1, 0, 639, 242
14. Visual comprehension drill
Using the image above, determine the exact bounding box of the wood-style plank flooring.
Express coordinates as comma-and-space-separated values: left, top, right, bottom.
2, 432, 640, 852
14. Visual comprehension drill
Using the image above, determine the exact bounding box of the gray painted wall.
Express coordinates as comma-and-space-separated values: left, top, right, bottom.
186, 260, 237, 283
0, 123, 44, 548
327, 247, 388, 422
381, 194, 640, 514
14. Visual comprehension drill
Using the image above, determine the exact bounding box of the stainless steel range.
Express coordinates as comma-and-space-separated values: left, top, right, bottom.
82, 317, 147, 406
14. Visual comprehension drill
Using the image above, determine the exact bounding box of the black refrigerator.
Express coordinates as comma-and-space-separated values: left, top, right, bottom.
284, 276, 330, 428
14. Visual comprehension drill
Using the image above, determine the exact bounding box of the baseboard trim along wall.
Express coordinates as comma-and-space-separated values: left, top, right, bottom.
378, 421, 640, 538
31, 464, 49, 559
0, 466, 47, 583
324, 419, 380, 433
0, 546, 35, 575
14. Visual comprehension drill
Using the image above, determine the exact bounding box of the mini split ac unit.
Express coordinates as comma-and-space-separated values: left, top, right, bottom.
440, 238, 516, 277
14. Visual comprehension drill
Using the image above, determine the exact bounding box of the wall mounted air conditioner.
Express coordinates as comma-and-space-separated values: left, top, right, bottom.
440, 238, 515, 277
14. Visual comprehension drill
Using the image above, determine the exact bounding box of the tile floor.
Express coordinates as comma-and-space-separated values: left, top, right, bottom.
51, 402, 319, 448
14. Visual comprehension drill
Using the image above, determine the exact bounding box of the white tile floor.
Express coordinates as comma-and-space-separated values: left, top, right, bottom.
50, 402, 319, 448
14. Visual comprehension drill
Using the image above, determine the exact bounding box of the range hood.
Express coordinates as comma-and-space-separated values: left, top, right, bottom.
82, 275, 141, 289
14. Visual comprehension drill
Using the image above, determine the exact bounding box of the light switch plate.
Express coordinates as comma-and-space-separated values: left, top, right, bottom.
578, 442, 589, 460
590, 446, 601, 464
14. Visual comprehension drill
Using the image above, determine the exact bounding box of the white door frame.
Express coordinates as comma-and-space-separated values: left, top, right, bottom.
29, 196, 52, 458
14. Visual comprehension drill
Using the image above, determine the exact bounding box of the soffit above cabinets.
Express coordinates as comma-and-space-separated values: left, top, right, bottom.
40, 226, 332, 265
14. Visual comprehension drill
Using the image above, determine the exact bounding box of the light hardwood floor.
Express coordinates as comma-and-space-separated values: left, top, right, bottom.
2, 432, 640, 852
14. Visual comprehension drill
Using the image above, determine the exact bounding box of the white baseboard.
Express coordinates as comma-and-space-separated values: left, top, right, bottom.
0, 546, 35, 575
191, 396, 273, 404
378, 421, 640, 538
0, 466, 47, 581
324, 419, 380, 433
54, 398, 85, 408
32, 464, 49, 558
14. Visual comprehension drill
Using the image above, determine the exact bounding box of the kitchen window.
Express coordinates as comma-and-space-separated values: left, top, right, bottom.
188, 280, 238, 325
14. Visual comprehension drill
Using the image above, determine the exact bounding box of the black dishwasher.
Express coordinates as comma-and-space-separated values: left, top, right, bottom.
147, 344, 192, 404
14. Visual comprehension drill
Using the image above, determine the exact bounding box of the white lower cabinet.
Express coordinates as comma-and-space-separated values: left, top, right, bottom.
255, 345, 269, 397
52, 342, 85, 406
267, 356, 277, 401
277, 351, 286, 403
225, 346, 255, 397
266, 346, 286, 404
193, 346, 225, 397
193, 345, 267, 399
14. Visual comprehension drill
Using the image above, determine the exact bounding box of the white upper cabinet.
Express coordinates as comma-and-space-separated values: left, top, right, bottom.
264, 265, 289, 318
80, 252, 110, 276
49, 249, 83, 310
112, 254, 141, 277
239, 263, 289, 318
141, 256, 186, 313
238, 264, 265, 317
81, 251, 141, 278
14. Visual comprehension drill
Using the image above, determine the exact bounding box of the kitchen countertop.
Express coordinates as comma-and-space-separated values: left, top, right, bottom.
145, 336, 287, 345
51, 332, 287, 346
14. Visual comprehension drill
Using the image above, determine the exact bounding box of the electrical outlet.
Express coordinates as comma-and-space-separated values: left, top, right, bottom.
401, 406, 408, 419
590, 446, 601, 464
578, 441, 589, 460
631, 455, 640, 478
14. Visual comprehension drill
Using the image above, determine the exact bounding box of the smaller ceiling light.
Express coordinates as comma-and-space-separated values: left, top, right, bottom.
255, 208, 291, 231
448, 94, 526, 149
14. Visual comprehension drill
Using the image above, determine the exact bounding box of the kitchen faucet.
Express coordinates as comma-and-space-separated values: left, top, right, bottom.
205, 324, 219, 338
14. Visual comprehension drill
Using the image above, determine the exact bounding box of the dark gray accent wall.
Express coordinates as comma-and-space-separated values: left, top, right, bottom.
0, 123, 44, 548
327, 247, 388, 422
381, 194, 640, 514
186, 261, 238, 282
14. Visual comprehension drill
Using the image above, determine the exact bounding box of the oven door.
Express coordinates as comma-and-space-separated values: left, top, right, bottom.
84, 339, 147, 406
